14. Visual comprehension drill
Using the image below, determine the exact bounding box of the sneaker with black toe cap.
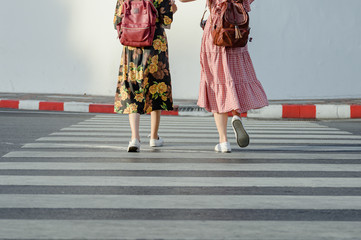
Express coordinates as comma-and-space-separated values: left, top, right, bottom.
127, 138, 140, 152
232, 115, 249, 148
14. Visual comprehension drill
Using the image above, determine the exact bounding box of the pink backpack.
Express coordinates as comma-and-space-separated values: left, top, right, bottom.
117, 0, 157, 47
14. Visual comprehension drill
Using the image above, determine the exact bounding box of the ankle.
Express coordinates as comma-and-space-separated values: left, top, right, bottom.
150, 134, 159, 140
231, 110, 240, 116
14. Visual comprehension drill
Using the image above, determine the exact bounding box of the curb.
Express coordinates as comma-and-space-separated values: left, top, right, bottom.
1, 99, 361, 119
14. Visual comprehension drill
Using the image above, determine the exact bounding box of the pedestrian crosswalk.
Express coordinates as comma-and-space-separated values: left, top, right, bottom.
1, 115, 361, 239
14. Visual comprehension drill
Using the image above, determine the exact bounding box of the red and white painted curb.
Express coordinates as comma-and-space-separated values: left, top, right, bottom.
0, 99, 177, 116
1, 99, 361, 119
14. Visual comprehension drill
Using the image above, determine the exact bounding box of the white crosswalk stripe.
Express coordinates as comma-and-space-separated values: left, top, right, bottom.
1, 115, 361, 240
1, 162, 361, 171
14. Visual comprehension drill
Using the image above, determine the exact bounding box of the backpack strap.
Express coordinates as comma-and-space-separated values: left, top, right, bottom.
200, 3, 207, 29
147, 0, 158, 17
200, 0, 211, 29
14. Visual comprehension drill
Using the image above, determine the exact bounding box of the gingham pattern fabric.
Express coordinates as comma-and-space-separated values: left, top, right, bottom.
197, 0, 269, 114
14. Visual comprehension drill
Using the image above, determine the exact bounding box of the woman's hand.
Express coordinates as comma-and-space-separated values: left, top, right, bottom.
171, 0, 178, 13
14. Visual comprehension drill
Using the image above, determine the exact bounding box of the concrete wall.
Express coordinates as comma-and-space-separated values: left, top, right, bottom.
0, 0, 360, 100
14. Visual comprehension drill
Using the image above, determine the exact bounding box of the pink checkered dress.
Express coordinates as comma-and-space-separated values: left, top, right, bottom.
198, 0, 269, 114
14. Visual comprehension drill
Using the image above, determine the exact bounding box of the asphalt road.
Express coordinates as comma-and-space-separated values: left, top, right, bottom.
0, 109, 95, 156
319, 119, 361, 135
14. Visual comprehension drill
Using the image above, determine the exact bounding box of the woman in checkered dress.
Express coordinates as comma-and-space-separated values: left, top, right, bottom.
180, 0, 268, 152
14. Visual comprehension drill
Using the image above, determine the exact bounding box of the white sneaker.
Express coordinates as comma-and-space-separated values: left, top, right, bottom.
232, 115, 249, 148
150, 136, 164, 147
127, 138, 140, 152
215, 142, 231, 153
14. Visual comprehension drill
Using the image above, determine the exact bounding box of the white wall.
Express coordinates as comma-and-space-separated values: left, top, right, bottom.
0, 0, 360, 100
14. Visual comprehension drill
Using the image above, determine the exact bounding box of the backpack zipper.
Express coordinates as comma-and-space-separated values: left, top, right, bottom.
122, 27, 150, 30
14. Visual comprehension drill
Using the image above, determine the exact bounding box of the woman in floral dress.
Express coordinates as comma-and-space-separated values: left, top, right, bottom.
114, 0, 176, 152
180, 0, 268, 153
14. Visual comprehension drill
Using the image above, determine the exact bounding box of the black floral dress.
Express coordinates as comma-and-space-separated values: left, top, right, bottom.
114, 0, 174, 114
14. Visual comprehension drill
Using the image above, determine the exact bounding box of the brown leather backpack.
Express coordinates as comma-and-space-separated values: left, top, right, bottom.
210, 0, 250, 48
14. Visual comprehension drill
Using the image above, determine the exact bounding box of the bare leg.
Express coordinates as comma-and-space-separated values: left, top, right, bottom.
150, 110, 161, 139
214, 112, 229, 143
129, 113, 140, 141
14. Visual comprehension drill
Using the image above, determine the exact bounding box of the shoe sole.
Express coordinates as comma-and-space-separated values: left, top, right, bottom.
215, 150, 231, 153
127, 146, 139, 152
232, 119, 250, 148
150, 144, 163, 147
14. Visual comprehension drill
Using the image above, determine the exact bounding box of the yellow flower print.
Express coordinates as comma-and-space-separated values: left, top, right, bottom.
129, 62, 136, 69
143, 77, 149, 87
128, 46, 136, 51
160, 42, 167, 52
157, 0, 163, 5
135, 93, 144, 102
123, 106, 130, 114
129, 70, 137, 82
116, 6, 122, 17
115, 101, 122, 109
113, 16, 117, 25
158, 82, 167, 94
146, 106, 153, 113
149, 84, 158, 95
123, 65, 128, 77
129, 103, 138, 113
136, 70, 144, 80
151, 55, 159, 65
161, 95, 167, 101
164, 16, 172, 25
153, 39, 162, 51
120, 90, 128, 101
149, 63, 158, 74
